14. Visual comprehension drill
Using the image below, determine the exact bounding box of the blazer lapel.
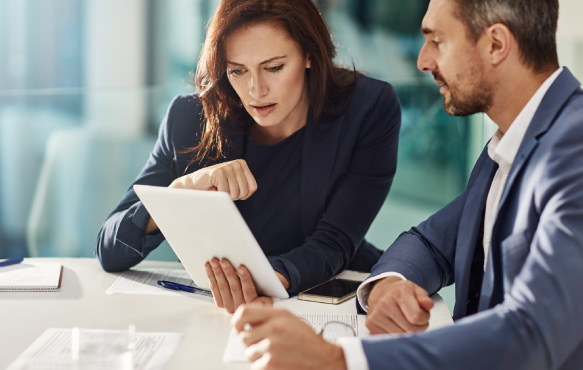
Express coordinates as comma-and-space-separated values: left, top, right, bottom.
300, 115, 344, 236
495, 68, 580, 218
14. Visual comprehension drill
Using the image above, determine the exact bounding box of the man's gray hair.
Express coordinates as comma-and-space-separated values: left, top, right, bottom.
452, 0, 559, 72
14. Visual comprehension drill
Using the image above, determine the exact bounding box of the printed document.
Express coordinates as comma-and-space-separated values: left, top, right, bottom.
223, 313, 360, 363
7, 328, 183, 370
106, 268, 204, 296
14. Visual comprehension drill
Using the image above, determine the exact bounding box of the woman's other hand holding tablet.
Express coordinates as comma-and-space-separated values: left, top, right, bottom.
205, 258, 289, 313
145, 159, 258, 233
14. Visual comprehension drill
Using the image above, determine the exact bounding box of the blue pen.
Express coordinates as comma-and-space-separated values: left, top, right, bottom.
0, 257, 24, 268
157, 280, 213, 297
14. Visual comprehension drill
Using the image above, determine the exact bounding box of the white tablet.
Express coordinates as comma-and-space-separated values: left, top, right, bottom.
133, 184, 289, 299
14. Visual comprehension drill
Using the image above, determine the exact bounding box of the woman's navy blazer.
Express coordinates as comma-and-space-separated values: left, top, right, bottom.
96, 75, 401, 293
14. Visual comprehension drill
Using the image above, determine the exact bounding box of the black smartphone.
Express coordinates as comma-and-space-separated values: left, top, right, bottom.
297, 278, 362, 304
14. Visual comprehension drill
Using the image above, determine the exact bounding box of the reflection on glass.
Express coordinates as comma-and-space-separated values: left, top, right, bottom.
0, 0, 472, 270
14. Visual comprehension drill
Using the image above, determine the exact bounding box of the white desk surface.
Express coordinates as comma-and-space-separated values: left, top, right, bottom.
0, 258, 453, 369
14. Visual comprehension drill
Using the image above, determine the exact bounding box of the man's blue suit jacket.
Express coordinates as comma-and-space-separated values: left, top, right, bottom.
362, 68, 583, 369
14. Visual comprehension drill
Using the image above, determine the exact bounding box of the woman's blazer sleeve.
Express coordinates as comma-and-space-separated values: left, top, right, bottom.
95, 95, 202, 272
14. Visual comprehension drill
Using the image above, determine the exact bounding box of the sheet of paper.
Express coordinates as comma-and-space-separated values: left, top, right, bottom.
426, 294, 454, 330
223, 313, 360, 363
223, 297, 454, 363
223, 328, 249, 363
106, 268, 202, 296
7, 328, 183, 370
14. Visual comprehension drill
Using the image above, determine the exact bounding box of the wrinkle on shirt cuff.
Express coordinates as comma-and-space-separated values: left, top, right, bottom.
337, 337, 369, 370
357, 272, 407, 312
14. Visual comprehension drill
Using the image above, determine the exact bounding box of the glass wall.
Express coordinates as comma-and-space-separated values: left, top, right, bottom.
317, 0, 474, 249
1, 0, 581, 311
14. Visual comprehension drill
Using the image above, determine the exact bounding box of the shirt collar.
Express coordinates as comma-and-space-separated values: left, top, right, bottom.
487, 67, 563, 167
487, 129, 504, 166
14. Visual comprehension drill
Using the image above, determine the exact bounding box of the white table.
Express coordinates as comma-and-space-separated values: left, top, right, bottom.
0, 258, 452, 369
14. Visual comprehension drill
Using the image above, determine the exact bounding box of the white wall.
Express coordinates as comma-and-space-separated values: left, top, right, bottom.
84, 0, 147, 134
559, 0, 583, 38
558, 0, 583, 81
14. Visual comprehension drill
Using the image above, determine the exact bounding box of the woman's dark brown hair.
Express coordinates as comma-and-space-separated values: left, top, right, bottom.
189, 0, 359, 163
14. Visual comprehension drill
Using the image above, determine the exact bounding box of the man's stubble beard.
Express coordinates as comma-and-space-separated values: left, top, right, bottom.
442, 60, 494, 117
443, 78, 493, 117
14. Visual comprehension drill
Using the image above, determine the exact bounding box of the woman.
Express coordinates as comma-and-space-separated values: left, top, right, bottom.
96, 0, 401, 313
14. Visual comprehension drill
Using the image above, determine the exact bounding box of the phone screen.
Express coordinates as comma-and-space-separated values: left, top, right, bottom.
302, 278, 361, 298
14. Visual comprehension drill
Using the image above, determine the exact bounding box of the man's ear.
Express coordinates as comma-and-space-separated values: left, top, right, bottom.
306, 54, 311, 68
483, 23, 512, 66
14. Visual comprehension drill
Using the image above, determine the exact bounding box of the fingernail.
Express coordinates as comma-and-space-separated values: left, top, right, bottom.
211, 260, 219, 268
237, 267, 244, 275
220, 260, 227, 268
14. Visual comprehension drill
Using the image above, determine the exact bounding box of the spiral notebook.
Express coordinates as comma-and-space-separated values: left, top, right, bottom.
0, 261, 63, 292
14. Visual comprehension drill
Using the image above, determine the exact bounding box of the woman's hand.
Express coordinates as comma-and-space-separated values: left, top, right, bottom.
170, 159, 258, 200
145, 159, 257, 233
205, 258, 289, 314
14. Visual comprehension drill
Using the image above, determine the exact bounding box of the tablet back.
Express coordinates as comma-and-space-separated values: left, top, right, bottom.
133, 185, 289, 298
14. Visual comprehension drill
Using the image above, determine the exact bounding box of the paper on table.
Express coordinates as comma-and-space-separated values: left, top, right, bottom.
223, 313, 360, 363
223, 328, 249, 363
223, 297, 454, 363
7, 328, 183, 370
106, 268, 206, 296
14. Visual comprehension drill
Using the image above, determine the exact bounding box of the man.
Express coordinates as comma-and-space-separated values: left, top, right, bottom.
232, 0, 583, 368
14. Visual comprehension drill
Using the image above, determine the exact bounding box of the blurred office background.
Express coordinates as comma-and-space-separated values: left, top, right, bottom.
1, 0, 582, 311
